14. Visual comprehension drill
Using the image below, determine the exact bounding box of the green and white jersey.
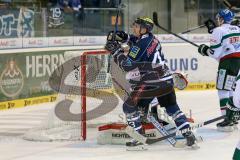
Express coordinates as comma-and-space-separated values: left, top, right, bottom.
233, 141, 240, 160
234, 70, 240, 109
210, 24, 240, 61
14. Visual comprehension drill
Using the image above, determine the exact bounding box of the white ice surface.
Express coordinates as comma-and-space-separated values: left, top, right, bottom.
0, 90, 239, 160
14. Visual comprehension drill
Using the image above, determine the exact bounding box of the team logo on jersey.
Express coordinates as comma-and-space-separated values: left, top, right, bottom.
147, 38, 158, 56
0, 59, 24, 97
129, 46, 140, 58
210, 38, 217, 43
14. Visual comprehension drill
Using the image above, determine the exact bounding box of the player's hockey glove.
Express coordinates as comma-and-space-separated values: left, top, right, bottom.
198, 44, 214, 56
112, 48, 126, 66
226, 98, 240, 122
107, 31, 128, 43
231, 19, 240, 28
105, 40, 122, 54
204, 19, 216, 34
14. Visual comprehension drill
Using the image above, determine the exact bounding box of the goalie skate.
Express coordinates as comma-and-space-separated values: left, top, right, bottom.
126, 140, 148, 151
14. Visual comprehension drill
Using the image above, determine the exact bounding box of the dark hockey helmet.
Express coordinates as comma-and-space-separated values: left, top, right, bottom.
134, 17, 154, 32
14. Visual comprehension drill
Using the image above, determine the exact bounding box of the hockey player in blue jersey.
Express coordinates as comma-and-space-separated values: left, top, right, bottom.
105, 17, 197, 149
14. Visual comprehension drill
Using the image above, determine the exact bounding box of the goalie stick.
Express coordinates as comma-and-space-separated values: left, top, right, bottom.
146, 114, 186, 148
125, 115, 185, 148
126, 115, 225, 145
153, 12, 199, 48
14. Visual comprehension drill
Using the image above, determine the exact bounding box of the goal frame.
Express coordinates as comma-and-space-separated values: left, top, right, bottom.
80, 50, 110, 140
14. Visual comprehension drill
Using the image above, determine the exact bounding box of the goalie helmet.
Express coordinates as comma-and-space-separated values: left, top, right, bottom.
216, 9, 234, 23
134, 17, 154, 32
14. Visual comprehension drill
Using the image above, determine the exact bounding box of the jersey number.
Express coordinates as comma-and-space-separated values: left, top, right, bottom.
50, 7, 62, 18
152, 50, 165, 66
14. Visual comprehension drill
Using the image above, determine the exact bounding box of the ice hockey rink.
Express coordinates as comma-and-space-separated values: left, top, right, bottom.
0, 90, 238, 160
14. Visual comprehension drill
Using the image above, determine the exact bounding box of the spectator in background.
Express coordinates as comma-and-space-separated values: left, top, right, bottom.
57, 0, 81, 12
58, 0, 84, 20
68, 0, 82, 12
68, 0, 84, 20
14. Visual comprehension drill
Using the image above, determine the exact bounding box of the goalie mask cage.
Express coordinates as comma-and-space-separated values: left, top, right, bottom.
23, 50, 125, 141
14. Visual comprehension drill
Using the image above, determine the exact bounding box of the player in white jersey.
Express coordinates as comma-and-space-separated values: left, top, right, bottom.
227, 70, 240, 160
198, 9, 240, 132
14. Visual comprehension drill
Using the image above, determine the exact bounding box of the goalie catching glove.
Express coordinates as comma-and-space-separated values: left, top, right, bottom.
107, 31, 128, 43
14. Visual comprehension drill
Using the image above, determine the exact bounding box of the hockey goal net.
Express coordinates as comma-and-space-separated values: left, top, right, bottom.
23, 49, 126, 141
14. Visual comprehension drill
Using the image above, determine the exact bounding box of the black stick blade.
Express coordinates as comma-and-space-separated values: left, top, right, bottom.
152, 12, 159, 26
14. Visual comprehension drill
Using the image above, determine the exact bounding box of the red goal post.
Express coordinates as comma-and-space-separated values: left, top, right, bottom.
80, 50, 111, 140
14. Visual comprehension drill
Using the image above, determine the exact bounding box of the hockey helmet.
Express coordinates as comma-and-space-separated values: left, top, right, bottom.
134, 17, 154, 32
216, 9, 234, 23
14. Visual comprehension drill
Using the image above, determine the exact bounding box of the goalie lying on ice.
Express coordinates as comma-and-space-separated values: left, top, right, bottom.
105, 16, 197, 150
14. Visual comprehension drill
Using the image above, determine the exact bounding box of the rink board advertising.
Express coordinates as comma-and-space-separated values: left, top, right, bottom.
0, 50, 65, 110
0, 44, 217, 110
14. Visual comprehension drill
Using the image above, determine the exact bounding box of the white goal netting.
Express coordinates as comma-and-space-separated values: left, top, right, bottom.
23, 50, 126, 141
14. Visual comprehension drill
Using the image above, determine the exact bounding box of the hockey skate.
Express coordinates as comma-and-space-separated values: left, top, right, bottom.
126, 139, 147, 151
234, 121, 239, 130
216, 119, 236, 132
183, 131, 199, 149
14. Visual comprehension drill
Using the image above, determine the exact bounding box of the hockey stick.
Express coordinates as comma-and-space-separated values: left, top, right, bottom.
126, 115, 225, 145
114, 0, 121, 32
153, 12, 199, 48
218, 0, 240, 12
147, 115, 225, 144
147, 114, 186, 148
125, 115, 184, 148
106, 2, 126, 83
111, 77, 130, 98
180, 24, 206, 34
